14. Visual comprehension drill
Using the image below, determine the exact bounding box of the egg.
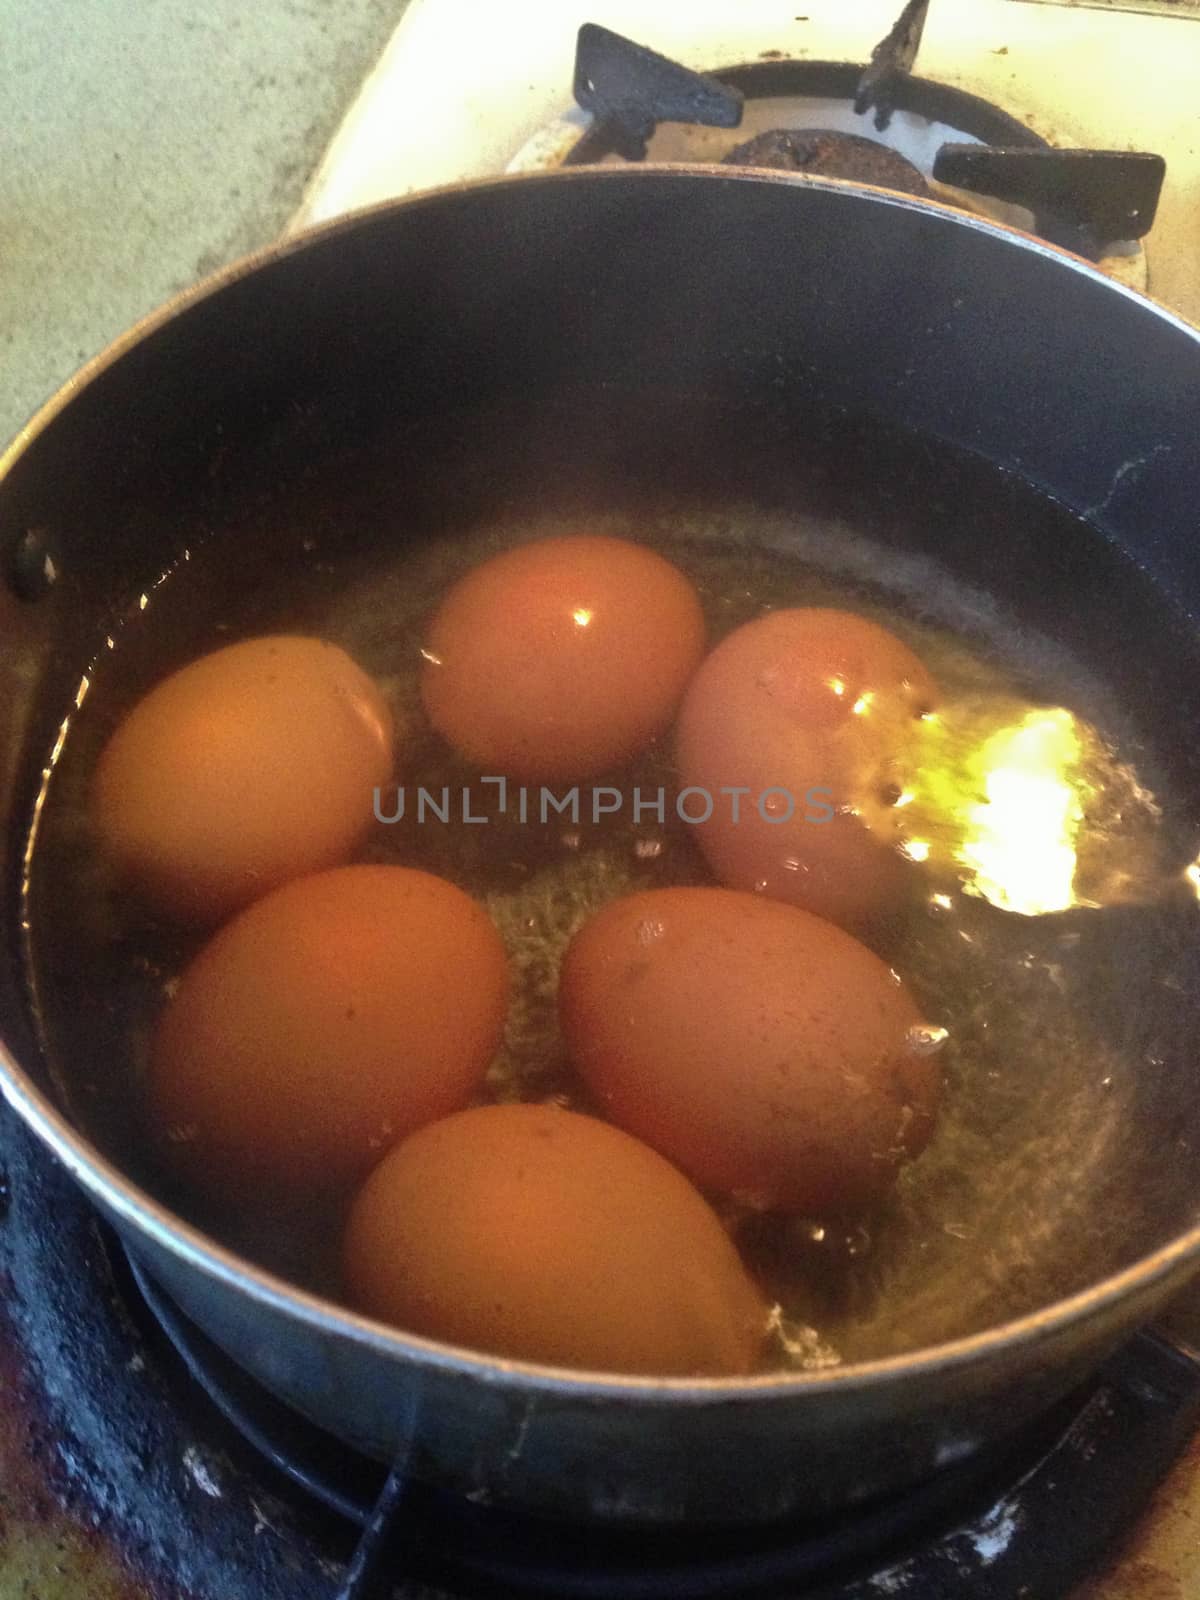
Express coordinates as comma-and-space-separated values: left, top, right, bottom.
342, 1103, 768, 1375
559, 887, 941, 1214
94, 635, 394, 924
150, 866, 508, 1197
420, 535, 705, 783
675, 608, 938, 929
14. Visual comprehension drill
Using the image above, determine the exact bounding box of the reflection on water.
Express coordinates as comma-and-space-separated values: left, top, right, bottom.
908, 706, 1088, 917
901, 699, 1188, 919
959, 710, 1084, 916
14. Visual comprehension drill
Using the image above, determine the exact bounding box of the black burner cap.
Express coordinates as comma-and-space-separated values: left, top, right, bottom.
723, 127, 931, 196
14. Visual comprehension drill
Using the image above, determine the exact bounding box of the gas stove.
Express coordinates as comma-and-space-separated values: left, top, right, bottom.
3, 1097, 1200, 1600
291, 0, 1200, 325
6, 5, 1200, 1599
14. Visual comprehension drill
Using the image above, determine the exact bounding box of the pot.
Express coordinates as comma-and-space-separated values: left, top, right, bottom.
2, 167, 1200, 1526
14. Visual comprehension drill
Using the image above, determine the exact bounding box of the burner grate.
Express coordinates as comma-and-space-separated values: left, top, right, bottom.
933, 144, 1166, 255
569, 19, 1167, 260
853, 0, 931, 131
573, 23, 742, 161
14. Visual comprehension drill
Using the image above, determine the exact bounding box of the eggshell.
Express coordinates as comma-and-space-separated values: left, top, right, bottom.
343, 1102, 769, 1375
421, 536, 705, 782
560, 887, 941, 1213
150, 866, 508, 1197
95, 635, 394, 924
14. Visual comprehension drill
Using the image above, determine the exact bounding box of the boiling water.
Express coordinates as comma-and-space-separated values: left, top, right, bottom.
21, 451, 1200, 1370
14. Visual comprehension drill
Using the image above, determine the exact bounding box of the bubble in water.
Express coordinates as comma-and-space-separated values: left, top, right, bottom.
845, 1224, 872, 1258
878, 1103, 916, 1163
561, 831, 581, 852
766, 1306, 842, 1372
634, 838, 663, 861
781, 856, 803, 874
636, 918, 665, 946
753, 879, 769, 894
905, 1023, 950, 1056
797, 1219, 826, 1245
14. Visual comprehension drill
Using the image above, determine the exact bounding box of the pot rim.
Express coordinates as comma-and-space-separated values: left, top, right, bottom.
4, 163, 1199, 1406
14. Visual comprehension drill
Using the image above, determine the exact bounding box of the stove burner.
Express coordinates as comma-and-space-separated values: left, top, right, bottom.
568, 56, 1049, 167
723, 128, 931, 198
569, 21, 1168, 261
126, 1248, 1200, 1600
3, 1030, 1200, 1599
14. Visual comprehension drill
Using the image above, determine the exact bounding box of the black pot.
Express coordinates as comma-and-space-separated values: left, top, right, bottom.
2, 167, 1200, 1525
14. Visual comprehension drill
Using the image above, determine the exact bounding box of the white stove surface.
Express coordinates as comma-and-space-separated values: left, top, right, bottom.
291, 0, 1200, 324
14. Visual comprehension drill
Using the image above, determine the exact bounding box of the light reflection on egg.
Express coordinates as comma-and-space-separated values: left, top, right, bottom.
420, 535, 705, 783
675, 608, 939, 931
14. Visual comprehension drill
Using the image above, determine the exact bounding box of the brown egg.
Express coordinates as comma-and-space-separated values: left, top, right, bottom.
559, 887, 942, 1214
94, 636, 394, 924
420, 535, 705, 783
343, 1103, 768, 1376
150, 866, 508, 1198
675, 608, 938, 930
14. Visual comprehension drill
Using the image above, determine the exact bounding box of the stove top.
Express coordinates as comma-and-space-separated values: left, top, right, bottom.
3, 1097, 1200, 1600
290, 0, 1200, 324
528, 31, 1159, 291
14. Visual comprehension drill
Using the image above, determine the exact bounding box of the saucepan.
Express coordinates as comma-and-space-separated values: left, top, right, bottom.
2, 167, 1200, 1526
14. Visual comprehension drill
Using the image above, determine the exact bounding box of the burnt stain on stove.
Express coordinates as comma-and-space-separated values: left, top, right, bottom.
0, 1110, 351, 1599
1076, 1426, 1200, 1600
1089, 1564, 1185, 1600
0, 1285, 153, 1600
723, 127, 932, 197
